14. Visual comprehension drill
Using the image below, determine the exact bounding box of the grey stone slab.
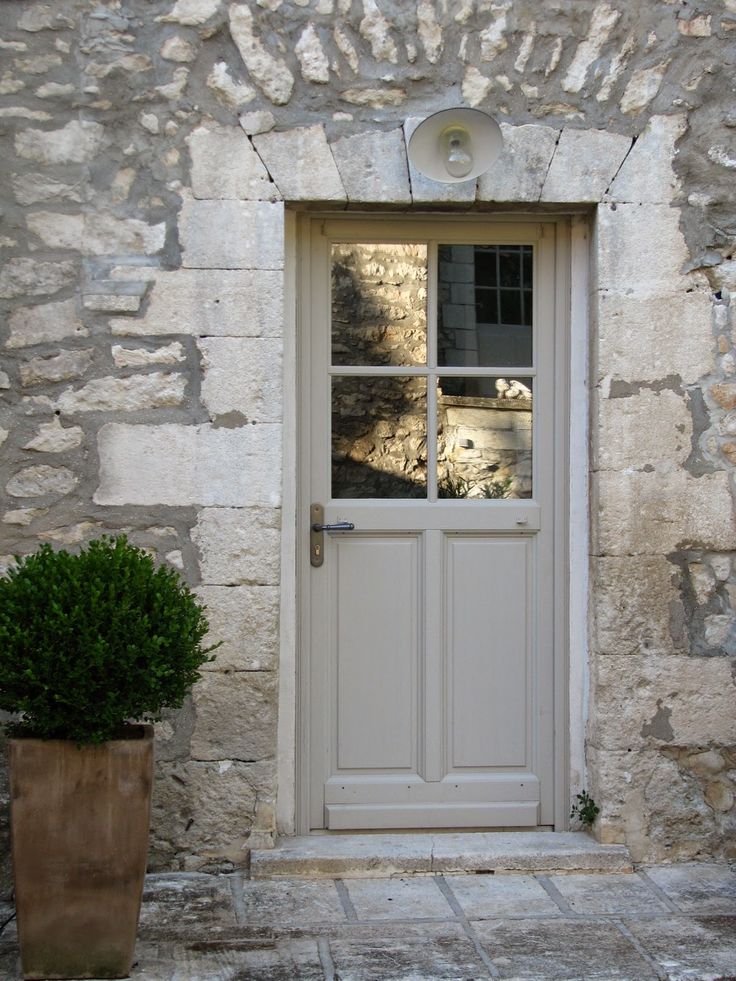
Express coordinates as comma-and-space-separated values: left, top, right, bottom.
625, 915, 736, 981
251, 832, 435, 878
641, 863, 736, 914
327, 929, 491, 980
138, 873, 238, 939
547, 872, 671, 916
238, 879, 346, 927
430, 831, 633, 874
330, 129, 412, 205
251, 832, 631, 878
473, 918, 659, 979
345, 876, 454, 920
446, 874, 562, 918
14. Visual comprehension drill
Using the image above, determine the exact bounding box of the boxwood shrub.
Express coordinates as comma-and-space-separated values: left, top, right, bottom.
0, 536, 217, 744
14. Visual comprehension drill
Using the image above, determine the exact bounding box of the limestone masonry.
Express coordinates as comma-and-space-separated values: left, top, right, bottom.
0, 0, 734, 883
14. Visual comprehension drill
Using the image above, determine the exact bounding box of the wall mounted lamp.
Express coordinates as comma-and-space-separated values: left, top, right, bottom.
407, 108, 503, 184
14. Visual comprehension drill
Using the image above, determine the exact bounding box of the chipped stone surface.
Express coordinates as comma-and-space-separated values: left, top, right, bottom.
159, 0, 221, 25
609, 114, 687, 204
594, 204, 691, 295
187, 121, 278, 201
15, 120, 104, 164
195, 584, 280, 672
0, 258, 76, 299
95, 423, 281, 507
192, 507, 280, 586
205, 61, 256, 108
12, 173, 84, 205
619, 61, 670, 114
358, 0, 398, 63
477, 122, 559, 202
109, 269, 283, 338
295, 24, 330, 84
541, 127, 632, 202
180, 199, 285, 269
198, 337, 282, 423
253, 126, 346, 202
6, 297, 87, 348
19, 348, 94, 387
51, 373, 186, 414
23, 419, 84, 453
331, 129, 410, 203
191, 670, 277, 762
562, 2, 621, 94
6, 465, 77, 499
112, 343, 184, 367
594, 388, 692, 472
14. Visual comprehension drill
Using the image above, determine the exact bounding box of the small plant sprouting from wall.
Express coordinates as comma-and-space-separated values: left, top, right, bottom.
570, 790, 600, 828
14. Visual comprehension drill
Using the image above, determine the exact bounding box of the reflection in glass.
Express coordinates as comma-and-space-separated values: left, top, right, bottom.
438, 244, 533, 368
331, 243, 427, 367
332, 376, 427, 499
437, 376, 532, 499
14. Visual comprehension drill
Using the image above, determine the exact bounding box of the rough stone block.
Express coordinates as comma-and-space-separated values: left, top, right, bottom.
52, 373, 185, 413
195, 584, 280, 672
112, 343, 184, 367
331, 129, 411, 204
198, 337, 282, 423
594, 470, 736, 555
15, 120, 104, 164
6, 465, 77, 499
253, 125, 346, 203
24, 419, 84, 453
180, 198, 284, 269
477, 122, 560, 203
587, 745, 719, 863
110, 268, 283, 338
609, 114, 687, 205
403, 118, 476, 205
192, 507, 281, 586
19, 348, 94, 387
592, 555, 686, 657
151, 759, 274, 865
95, 423, 282, 507
228, 3, 294, 105
542, 128, 632, 203
27, 212, 165, 255
593, 204, 691, 296
594, 289, 713, 385
0, 258, 76, 299
7, 297, 87, 348
593, 388, 692, 472
187, 120, 279, 201
590, 654, 736, 751
191, 671, 277, 762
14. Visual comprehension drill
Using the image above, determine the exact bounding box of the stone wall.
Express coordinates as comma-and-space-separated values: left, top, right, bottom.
0, 0, 734, 873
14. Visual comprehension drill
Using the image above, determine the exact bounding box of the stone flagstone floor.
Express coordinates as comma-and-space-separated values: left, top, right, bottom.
0, 863, 734, 979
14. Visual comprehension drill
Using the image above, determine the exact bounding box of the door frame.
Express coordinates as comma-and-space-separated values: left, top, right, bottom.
290, 210, 576, 835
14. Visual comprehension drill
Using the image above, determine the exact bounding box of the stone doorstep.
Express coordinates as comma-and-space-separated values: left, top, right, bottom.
250, 831, 632, 879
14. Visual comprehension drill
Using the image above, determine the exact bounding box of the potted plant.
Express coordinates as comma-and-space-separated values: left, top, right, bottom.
0, 536, 217, 980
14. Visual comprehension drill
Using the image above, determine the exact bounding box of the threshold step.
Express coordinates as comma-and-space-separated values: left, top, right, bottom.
250, 831, 632, 879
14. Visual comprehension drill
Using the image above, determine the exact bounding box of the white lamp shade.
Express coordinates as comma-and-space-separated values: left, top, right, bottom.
407, 108, 503, 184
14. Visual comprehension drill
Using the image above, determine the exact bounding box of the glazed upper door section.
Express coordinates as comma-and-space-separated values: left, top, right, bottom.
329, 238, 536, 503
305, 218, 557, 831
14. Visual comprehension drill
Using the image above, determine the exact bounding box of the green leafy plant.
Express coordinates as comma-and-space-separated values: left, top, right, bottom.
0, 536, 218, 744
570, 790, 600, 828
479, 476, 514, 499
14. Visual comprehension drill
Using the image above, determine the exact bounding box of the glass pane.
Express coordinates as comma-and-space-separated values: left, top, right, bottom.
331, 243, 427, 366
437, 376, 532, 499
438, 244, 533, 368
332, 376, 427, 499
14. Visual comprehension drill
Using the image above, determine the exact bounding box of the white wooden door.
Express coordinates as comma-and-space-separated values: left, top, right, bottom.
300, 217, 564, 831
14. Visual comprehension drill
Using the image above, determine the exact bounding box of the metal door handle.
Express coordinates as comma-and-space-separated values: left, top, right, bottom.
310, 504, 355, 568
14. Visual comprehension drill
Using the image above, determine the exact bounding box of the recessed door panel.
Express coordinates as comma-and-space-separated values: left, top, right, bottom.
335, 536, 420, 770
447, 536, 531, 770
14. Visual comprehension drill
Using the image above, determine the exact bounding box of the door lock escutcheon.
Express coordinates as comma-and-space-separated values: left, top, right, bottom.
310, 503, 355, 567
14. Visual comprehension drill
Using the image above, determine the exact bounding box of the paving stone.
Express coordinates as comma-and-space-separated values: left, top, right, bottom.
547, 872, 670, 916
625, 914, 736, 981
327, 928, 490, 980
238, 879, 346, 927
641, 863, 736, 914
344, 876, 454, 920
447, 873, 561, 918
473, 918, 659, 979
138, 873, 238, 940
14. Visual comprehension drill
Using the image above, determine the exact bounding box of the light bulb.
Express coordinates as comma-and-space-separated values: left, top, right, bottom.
443, 127, 473, 179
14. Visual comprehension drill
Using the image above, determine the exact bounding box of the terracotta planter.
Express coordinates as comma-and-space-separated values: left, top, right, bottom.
9, 725, 153, 980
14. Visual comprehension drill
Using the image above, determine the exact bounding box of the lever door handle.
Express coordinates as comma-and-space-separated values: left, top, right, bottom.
310, 504, 355, 568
